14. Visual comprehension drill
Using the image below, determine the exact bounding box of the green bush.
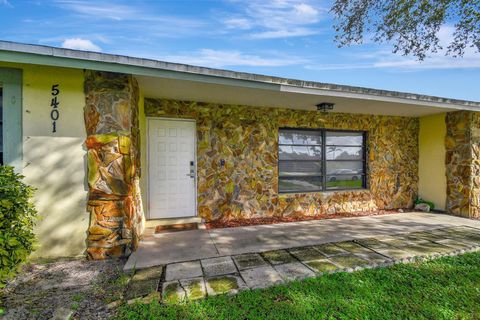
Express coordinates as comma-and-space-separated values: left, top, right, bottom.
0, 166, 37, 286
415, 197, 435, 210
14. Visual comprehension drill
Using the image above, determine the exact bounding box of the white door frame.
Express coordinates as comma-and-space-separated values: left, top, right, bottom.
146, 117, 197, 220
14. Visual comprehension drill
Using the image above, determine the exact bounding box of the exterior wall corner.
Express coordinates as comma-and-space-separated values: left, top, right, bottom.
83, 70, 145, 259
445, 110, 480, 219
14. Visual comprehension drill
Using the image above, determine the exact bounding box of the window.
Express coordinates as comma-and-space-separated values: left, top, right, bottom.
278, 129, 366, 193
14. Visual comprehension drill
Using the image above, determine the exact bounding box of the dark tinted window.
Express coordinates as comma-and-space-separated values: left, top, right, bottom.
279, 129, 366, 192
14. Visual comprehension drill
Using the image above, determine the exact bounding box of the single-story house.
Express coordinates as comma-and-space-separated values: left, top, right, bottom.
1, 40, 479, 260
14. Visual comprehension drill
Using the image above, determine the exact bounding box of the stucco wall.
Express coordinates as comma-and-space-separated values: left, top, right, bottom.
0, 63, 89, 258
145, 98, 419, 221
418, 113, 447, 210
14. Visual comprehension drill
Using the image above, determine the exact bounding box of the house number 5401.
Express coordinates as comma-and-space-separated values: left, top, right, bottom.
51, 84, 60, 133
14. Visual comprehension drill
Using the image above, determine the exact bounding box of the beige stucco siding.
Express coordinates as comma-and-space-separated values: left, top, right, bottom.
1, 63, 88, 258
419, 113, 447, 210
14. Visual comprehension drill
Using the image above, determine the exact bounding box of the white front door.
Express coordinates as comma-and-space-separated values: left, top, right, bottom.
148, 118, 196, 219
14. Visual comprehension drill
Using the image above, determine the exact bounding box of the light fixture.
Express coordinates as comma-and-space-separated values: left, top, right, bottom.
316, 102, 335, 112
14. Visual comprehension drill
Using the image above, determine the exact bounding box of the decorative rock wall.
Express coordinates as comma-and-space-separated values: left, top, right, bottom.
445, 111, 480, 218
84, 71, 145, 259
145, 99, 419, 221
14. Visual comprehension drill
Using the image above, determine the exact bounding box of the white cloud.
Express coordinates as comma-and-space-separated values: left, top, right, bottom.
293, 3, 319, 18
53, 0, 207, 38
223, 18, 252, 30
54, 0, 138, 20
61, 38, 102, 51
306, 25, 480, 71
222, 0, 325, 39
251, 28, 319, 39
163, 49, 308, 68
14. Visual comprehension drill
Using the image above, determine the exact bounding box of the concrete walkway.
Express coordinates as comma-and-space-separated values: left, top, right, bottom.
124, 211, 480, 271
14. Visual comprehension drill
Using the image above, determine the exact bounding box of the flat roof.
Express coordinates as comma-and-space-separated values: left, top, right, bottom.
0, 40, 479, 110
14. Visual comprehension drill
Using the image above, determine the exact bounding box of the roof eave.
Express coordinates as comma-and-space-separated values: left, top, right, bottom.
0, 40, 479, 110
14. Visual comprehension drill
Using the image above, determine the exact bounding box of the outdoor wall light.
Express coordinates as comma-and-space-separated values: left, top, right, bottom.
316, 102, 335, 112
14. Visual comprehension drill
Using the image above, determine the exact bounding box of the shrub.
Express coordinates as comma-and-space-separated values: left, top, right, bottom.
415, 198, 435, 211
0, 166, 37, 286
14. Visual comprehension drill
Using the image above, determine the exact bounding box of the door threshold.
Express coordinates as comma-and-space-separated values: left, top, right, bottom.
145, 216, 202, 228
144, 217, 204, 237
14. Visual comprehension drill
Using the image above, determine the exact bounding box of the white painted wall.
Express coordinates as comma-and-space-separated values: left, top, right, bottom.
0, 62, 89, 258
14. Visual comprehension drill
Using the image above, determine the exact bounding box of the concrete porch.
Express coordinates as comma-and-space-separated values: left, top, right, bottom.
124, 211, 480, 270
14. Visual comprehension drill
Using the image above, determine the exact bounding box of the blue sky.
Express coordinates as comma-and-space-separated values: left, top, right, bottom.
1, 0, 479, 101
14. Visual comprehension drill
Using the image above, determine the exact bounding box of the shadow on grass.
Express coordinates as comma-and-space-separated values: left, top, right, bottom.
116, 252, 480, 320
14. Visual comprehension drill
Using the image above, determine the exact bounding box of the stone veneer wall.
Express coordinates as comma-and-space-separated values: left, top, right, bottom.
445, 111, 480, 218
84, 71, 145, 259
145, 98, 419, 221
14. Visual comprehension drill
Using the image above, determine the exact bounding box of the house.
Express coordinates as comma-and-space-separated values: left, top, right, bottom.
1, 40, 479, 260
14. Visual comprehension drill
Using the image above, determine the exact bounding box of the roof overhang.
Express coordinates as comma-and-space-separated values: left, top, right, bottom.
1, 40, 479, 117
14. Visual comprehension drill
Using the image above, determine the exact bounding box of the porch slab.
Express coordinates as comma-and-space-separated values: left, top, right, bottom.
125, 212, 480, 270
124, 229, 218, 270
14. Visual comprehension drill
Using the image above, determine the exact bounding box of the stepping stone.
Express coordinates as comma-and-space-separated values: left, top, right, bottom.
380, 238, 414, 248
201, 256, 237, 277
373, 247, 412, 260
232, 253, 267, 270
447, 226, 480, 234
165, 261, 203, 281
274, 262, 315, 281
261, 250, 296, 265
132, 266, 163, 281
354, 238, 392, 250
180, 277, 206, 300
353, 251, 391, 264
434, 238, 474, 249
458, 232, 480, 243
289, 247, 325, 262
304, 259, 339, 273
124, 278, 160, 301
400, 242, 454, 256
162, 281, 187, 304
205, 275, 247, 296
329, 254, 370, 269
448, 235, 480, 246
314, 243, 348, 256
427, 228, 454, 236
335, 241, 375, 254
240, 266, 284, 289
408, 231, 445, 242
399, 235, 432, 244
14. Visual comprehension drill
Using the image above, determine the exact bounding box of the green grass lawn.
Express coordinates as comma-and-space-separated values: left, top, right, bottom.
326, 179, 362, 188
115, 252, 480, 320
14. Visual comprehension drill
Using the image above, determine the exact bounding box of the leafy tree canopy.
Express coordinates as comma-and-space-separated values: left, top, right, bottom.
331, 0, 480, 60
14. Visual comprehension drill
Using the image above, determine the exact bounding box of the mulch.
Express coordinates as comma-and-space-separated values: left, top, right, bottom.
205, 209, 404, 230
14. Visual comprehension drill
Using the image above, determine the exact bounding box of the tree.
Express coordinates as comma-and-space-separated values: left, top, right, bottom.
331, 0, 480, 60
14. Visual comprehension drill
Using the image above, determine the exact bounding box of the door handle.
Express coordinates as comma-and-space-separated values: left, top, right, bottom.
186, 160, 195, 178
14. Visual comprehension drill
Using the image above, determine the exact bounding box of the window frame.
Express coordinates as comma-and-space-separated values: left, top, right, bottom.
278, 128, 367, 193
